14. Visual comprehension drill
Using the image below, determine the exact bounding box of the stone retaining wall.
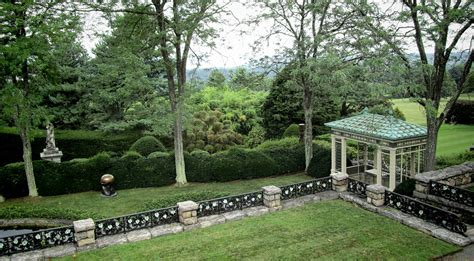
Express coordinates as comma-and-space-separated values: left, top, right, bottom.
414, 162, 474, 194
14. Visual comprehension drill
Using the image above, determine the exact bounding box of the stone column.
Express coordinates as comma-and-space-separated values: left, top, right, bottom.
410, 152, 416, 177
262, 185, 282, 210
331, 134, 336, 174
73, 218, 96, 247
389, 148, 396, 191
341, 137, 347, 175
177, 201, 198, 225
366, 184, 386, 207
331, 173, 349, 192
376, 146, 382, 185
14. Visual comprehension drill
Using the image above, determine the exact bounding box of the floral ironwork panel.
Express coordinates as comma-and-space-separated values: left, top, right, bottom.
150, 207, 179, 226
385, 191, 467, 234
0, 226, 74, 256
429, 181, 473, 207
347, 178, 367, 196
280, 177, 332, 200
95, 217, 125, 238
197, 191, 263, 217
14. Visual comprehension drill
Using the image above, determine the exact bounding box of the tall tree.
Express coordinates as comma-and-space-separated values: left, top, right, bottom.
0, 1, 80, 196
256, 0, 359, 169
92, 1, 227, 185
358, 0, 473, 170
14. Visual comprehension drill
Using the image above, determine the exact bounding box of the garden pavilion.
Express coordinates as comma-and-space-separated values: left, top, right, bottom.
324, 109, 427, 190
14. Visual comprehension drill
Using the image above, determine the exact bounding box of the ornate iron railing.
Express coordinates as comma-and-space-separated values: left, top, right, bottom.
428, 181, 473, 207
95, 206, 178, 238
279, 177, 332, 200
385, 190, 467, 234
0, 225, 75, 256
347, 178, 368, 196
197, 191, 263, 217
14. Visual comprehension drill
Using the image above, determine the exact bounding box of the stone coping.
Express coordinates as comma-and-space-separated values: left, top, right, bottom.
415, 162, 474, 183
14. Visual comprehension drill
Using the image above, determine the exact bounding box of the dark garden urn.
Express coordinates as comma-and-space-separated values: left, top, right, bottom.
100, 174, 117, 197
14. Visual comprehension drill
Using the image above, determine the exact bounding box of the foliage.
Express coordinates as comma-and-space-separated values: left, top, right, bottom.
306, 141, 332, 178
261, 64, 338, 138
148, 151, 170, 159
185, 110, 243, 153
229, 67, 271, 91
244, 125, 266, 148
129, 136, 166, 157
436, 151, 474, 170
393, 179, 415, 197
207, 69, 226, 88
189, 86, 267, 135
0, 138, 307, 199
282, 124, 300, 138
369, 103, 406, 121
0, 206, 102, 220
141, 191, 229, 211
121, 150, 143, 159
445, 100, 474, 125
0, 128, 140, 166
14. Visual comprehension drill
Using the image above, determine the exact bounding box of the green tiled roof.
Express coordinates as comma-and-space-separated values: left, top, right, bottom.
324, 110, 426, 141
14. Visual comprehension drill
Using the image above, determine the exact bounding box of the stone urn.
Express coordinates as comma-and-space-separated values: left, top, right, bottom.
100, 174, 117, 197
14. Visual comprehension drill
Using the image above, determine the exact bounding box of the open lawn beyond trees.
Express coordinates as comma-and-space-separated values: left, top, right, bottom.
58, 200, 459, 260
0, 173, 312, 219
392, 96, 474, 156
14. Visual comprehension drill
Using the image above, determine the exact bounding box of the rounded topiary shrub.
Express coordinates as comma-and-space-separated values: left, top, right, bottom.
148, 151, 169, 159
121, 150, 143, 160
129, 136, 165, 157
282, 124, 300, 138
306, 144, 331, 178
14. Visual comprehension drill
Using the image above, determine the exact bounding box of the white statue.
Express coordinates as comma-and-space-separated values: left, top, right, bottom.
45, 123, 56, 150
41, 122, 62, 163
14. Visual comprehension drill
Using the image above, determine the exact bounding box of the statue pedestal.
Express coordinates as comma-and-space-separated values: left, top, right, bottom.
40, 148, 63, 163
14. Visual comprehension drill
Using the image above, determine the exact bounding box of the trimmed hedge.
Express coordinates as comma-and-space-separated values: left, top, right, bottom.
445, 100, 474, 124
282, 124, 300, 138
129, 136, 166, 157
0, 138, 311, 199
0, 128, 141, 167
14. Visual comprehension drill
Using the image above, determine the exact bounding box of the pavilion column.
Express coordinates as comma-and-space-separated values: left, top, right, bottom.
389, 148, 397, 191
410, 152, 416, 177
341, 137, 347, 175
376, 146, 382, 185
363, 144, 368, 172
331, 134, 336, 174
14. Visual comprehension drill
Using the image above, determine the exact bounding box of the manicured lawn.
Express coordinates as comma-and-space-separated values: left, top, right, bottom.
0, 173, 312, 219
392, 96, 474, 156
58, 200, 459, 260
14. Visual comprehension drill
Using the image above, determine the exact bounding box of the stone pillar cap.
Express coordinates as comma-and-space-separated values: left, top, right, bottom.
262, 185, 282, 195
330, 173, 349, 181
177, 200, 198, 211
366, 184, 386, 193
73, 218, 95, 232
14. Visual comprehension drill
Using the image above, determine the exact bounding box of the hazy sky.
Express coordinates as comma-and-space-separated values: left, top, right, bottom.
80, 1, 473, 69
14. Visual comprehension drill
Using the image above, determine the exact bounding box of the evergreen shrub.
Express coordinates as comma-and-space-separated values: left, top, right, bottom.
129, 136, 166, 157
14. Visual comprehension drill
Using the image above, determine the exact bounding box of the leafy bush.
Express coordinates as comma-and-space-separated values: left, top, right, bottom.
445, 100, 474, 124
121, 150, 143, 159
394, 179, 415, 197
283, 124, 300, 138
0, 206, 102, 220
141, 191, 229, 211
129, 136, 165, 157
148, 151, 170, 158
0, 128, 140, 166
244, 125, 266, 148
306, 141, 331, 178
436, 151, 474, 169
255, 138, 305, 174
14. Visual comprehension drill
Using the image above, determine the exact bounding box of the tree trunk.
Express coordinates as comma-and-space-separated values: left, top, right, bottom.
303, 85, 313, 170
19, 126, 38, 197
424, 114, 439, 171
173, 98, 187, 186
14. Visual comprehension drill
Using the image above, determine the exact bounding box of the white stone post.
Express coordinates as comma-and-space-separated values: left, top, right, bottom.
331, 134, 336, 174
262, 185, 282, 211
331, 173, 349, 192
341, 137, 347, 175
177, 201, 199, 225
366, 184, 386, 207
376, 146, 382, 185
389, 148, 396, 191
73, 218, 96, 247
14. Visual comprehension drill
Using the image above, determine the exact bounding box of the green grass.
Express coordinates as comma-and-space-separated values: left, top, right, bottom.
0, 173, 312, 219
392, 95, 474, 156
58, 200, 459, 260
